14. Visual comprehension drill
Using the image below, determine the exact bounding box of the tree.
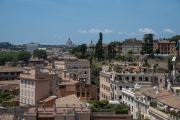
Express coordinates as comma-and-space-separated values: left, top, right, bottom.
95, 32, 103, 61
155, 49, 160, 55
33, 49, 47, 59
142, 34, 154, 55
71, 45, 81, 54
127, 50, 133, 54
90, 64, 102, 85
17, 50, 31, 63
169, 35, 180, 43
114, 54, 122, 61
80, 44, 87, 59
140, 49, 144, 55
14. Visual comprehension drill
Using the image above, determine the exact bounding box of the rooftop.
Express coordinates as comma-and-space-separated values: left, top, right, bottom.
0, 80, 20, 85
0, 66, 23, 72
55, 94, 86, 107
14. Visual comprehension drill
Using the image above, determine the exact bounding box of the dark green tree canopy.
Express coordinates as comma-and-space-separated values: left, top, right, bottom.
142, 34, 154, 55
95, 32, 103, 61
17, 50, 31, 62
33, 49, 47, 59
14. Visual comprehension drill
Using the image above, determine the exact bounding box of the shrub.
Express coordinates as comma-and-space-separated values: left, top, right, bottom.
150, 101, 157, 108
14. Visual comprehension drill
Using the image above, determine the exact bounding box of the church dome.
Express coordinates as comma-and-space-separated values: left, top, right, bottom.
66, 38, 73, 47
89, 40, 95, 47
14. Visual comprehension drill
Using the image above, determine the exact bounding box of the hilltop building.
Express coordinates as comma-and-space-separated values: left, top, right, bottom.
66, 38, 76, 47
26, 42, 39, 54
88, 40, 96, 52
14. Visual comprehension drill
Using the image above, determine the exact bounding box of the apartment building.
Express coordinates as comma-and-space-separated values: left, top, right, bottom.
122, 88, 135, 118
134, 88, 172, 120
58, 81, 97, 101
24, 94, 90, 120
54, 57, 90, 84
148, 94, 180, 120
20, 67, 60, 106
153, 40, 177, 54
122, 38, 142, 55
100, 67, 154, 102
0, 66, 23, 81
28, 58, 45, 67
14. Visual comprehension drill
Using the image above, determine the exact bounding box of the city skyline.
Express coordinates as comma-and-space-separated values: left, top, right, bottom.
0, 0, 180, 45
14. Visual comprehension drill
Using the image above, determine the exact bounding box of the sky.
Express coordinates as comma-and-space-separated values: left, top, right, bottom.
0, 0, 180, 45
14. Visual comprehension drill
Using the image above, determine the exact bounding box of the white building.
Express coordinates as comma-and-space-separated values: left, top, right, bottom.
27, 42, 39, 54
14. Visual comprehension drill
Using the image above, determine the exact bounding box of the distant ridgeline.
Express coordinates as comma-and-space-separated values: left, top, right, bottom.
0, 42, 26, 50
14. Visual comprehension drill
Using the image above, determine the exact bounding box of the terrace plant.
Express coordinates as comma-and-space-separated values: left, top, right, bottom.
150, 101, 157, 108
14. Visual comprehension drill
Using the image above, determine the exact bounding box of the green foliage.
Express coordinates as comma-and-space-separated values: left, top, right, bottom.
150, 51, 155, 58
169, 35, 180, 43
155, 49, 160, 55
143, 58, 149, 66
90, 64, 102, 85
0, 92, 13, 103
114, 54, 122, 61
125, 56, 133, 62
9, 100, 16, 107
142, 34, 154, 55
127, 50, 133, 54
167, 55, 180, 71
140, 49, 144, 55
170, 110, 177, 116
87, 100, 129, 114
17, 50, 31, 63
95, 32, 103, 61
33, 49, 47, 59
150, 101, 157, 108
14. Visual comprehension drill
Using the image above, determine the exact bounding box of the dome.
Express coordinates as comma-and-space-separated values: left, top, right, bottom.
66, 38, 73, 47
88, 40, 95, 47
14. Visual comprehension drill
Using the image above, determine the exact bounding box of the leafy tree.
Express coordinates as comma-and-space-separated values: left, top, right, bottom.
90, 64, 102, 85
169, 35, 180, 43
142, 34, 154, 55
80, 44, 87, 58
17, 50, 31, 63
33, 49, 47, 59
155, 49, 160, 55
95, 32, 103, 61
140, 49, 144, 55
71, 45, 81, 54
74, 52, 82, 59
114, 54, 122, 61
150, 51, 155, 58
127, 50, 133, 54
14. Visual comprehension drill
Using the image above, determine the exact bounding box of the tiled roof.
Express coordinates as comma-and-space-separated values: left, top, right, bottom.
158, 95, 180, 109
142, 89, 172, 99
0, 114, 14, 120
39, 96, 57, 103
0, 67, 23, 72
55, 94, 85, 107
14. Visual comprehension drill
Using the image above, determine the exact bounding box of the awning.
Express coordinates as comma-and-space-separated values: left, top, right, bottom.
175, 109, 179, 113
157, 101, 163, 106
163, 105, 168, 108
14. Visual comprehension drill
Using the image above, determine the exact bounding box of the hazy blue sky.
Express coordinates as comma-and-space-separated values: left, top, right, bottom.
0, 0, 180, 45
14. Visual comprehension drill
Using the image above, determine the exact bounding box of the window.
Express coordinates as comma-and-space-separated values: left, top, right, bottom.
31, 81, 34, 88
28, 99, 30, 104
28, 90, 30, 96
115, 86, 116, 90
25, 90, 26, 96
84, 71, 87, 74
132, 106, 133, 112
86, 92, 89, 97
82, 92, 85, 97
119, 95, 122, 100
160, 79, 162, 83
25, 80, 27, 86
31, 91, 34, 97
75, 116, 80, 120
56, 80, 58, 86
28, 81, 30, 87
145, 77, 148, 81
119, 86, 122, 90
24, 98, 26, 103
21, 97, 23, 103
126, 86, 129, 89
77, 92, 80, 97
50, 81, 53, 86
31, 100, 34, 105
21, 89, 23, 95
68, 64, 70, 68
79, 65, 81, 68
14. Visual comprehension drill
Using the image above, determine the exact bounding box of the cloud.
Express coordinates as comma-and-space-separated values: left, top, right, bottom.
89, 28, 113, 34
118, 32, 123, 35
138, 28, 157, 34
163, 29, 175, 34
128, 32, 136, 36
89, 29, 102, 34
78, 30, 88, 34
54, 35, 62, 39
